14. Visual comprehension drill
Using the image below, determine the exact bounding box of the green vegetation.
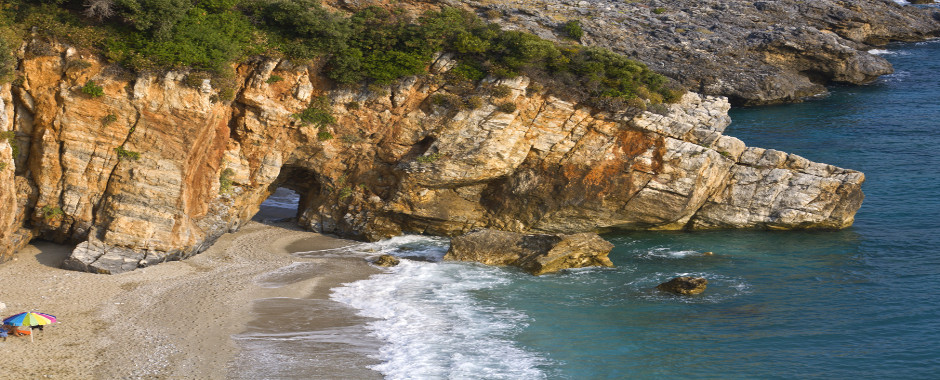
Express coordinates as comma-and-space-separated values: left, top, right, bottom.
41, 205, 63, 220
102, 113, 118, 125
294, 96, 336, 126
464, 95, 483, 109
114, 146, 140, 160
653, 7, 667, 14
0, 131, 17, 157
317, 131, 333, 141
496, 101, 517, 113
81, 80, 104, 97
562, 20, 583, 40
338, 185, 352, 200
219, 168, 235, 195
3, 1, 683, 112
416, 152, 441, 163
487, 84, 512, 98
266, 74, 283, 83
0, 162, 6, 171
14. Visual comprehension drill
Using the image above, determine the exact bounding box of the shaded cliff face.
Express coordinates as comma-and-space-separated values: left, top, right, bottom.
0, 42, 863, 273
452, 0, 940, 105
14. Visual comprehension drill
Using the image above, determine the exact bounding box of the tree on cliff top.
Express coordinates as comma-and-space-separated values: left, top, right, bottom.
3, 0, 684, 108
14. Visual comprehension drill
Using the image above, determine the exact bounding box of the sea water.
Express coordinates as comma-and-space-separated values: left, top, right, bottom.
326, 39, 940, 378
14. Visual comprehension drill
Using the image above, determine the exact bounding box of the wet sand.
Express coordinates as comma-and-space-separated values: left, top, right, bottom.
0, 220, 383, 379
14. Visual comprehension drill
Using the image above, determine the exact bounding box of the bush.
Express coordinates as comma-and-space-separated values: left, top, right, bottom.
0, 35, 16, 84
41, 205, 63, 219
317, 131, 334, 141
294, 96, 336, 126
219, 168, 235, 194
430, 93, 461, 109
114, 146, 140, 160
81, 80, 104, 97
496, 102, 517, 113
487, 84, 512, 98
463, 95, 483, 109
266, 75, 283, 83
563, 20, 583, 40
102, 114, 117, 125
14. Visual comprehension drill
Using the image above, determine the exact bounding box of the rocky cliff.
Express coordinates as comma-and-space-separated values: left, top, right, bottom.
447, 0, 940, 105
0, 39, 863, 273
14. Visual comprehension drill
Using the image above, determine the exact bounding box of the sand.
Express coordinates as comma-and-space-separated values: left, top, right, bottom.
0, 220, 383, 379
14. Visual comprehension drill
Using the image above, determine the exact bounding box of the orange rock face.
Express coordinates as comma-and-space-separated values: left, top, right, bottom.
0, 43, 864, 273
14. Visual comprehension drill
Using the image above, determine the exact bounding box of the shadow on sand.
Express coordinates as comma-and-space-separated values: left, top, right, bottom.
31, 241, 75, 269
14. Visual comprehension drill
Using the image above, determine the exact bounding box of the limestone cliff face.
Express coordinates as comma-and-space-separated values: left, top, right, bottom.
450, 0, 940, 105
0, 41, 864, 273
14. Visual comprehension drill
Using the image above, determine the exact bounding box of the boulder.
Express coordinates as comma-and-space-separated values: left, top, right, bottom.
373, 254, 400, 267
444, 229, 614, 275
657, 276, 708, 295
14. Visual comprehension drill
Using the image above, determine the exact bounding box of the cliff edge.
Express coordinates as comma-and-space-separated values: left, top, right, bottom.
451, 0, 940, 104
0, 43, 863, 273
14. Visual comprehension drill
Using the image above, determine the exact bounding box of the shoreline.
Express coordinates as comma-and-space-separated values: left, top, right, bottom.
0, 220, 382, 379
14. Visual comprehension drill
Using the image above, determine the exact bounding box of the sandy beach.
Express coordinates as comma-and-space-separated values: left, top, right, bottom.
0, 220, 383, 379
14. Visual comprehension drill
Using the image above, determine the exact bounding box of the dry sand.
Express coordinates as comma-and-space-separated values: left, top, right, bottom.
0, 221, 383, 379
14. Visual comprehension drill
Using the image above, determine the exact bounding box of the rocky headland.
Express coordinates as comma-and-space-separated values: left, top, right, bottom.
0, 35, 865, 273
449, 0, 940, 104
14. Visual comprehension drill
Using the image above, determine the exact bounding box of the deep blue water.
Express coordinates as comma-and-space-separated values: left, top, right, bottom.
330, 39, 940, 379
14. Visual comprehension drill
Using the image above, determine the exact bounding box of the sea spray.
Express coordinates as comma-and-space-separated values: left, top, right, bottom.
330, 236, 551, 380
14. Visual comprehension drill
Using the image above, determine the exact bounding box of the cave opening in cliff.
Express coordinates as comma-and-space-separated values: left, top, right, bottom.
254, 166, 321, 223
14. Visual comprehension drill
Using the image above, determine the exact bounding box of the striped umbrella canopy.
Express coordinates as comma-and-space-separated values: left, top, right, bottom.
2, 312, 56, 327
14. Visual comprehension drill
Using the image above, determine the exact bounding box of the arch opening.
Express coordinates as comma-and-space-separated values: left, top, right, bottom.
254, 165, 322, 223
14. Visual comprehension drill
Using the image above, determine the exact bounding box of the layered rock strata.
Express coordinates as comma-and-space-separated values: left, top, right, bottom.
0, 41, 864, 273
444, 229, 615, 275
452, 0, 940, 104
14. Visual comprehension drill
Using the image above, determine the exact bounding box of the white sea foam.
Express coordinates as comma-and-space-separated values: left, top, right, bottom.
262, 187, 300, 209
640, 247, 704, 259
629, 272, 751, 303
331, 236, 549, 379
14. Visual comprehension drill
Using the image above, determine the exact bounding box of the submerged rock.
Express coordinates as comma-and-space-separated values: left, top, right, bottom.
444, 229, 615, 275
657, 276, 709, 295
373, 254, 400, 267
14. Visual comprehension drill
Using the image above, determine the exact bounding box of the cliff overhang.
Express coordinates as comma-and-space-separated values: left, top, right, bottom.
0, 43, 864, 273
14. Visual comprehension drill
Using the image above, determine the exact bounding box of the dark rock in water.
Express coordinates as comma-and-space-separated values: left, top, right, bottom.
373, 254, 400, 267
444, 229, 615, 275
657, 276, 708, 295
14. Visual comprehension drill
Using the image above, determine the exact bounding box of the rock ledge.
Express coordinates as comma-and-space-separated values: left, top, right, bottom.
444, 229, 615, 275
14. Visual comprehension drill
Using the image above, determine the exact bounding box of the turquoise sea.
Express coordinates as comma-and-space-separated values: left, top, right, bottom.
266, 39, 940, 379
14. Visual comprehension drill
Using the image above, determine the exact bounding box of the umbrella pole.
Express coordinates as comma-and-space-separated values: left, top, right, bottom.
30, 330, 33, 342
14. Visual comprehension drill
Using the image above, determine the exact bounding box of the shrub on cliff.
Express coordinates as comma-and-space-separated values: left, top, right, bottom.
81, 80, 104, 97
562, 20, 583, 40
6, 1, 684, 111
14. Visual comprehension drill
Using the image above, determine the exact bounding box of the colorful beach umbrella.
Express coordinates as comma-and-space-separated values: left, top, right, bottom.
3, 312, 56, 327
3, 312, 56, 342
